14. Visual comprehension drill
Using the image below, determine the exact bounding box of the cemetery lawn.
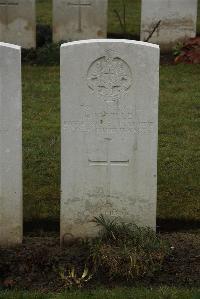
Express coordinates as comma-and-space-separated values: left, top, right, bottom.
1, 288, 200, 299
23, 64, 200, 226
36, 0, 200, 36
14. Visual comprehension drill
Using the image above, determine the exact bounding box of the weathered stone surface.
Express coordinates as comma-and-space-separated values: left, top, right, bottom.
0, 42, 22, 246
141, 0, 198, 51
0, 0, 36, 49
61, 39, 160, 241
53, 0, 107, 43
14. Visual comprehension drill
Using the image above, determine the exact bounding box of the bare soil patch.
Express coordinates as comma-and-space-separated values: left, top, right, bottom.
0, 231, 199, 291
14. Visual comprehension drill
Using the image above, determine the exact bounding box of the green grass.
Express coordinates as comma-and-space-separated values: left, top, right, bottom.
36, 0, 200, 35
37, 0, 52, 26
158, 64, 200, 221
22, 64, 200, 222
1, 288, 200, 299
23, 66, 60, 220
108, 0, 141, 37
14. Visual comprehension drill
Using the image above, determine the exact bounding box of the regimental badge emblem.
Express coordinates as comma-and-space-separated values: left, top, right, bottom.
87, 53, 132, 101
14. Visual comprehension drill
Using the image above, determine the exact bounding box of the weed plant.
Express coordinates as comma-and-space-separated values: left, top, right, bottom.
88, 216, 170, 281
60, 216, 170, 287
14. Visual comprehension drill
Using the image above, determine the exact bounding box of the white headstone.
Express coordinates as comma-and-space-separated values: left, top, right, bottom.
0, 42, 22, 246
141, 0, 198, 51
61, 39, 159, 241
53, 0, 108, 43
0, 0, 36, 49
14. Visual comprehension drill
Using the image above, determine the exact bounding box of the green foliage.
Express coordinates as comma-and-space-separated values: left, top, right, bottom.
87, 216, 170, 281
174, 38, 200, 64
172, 42, 184, 57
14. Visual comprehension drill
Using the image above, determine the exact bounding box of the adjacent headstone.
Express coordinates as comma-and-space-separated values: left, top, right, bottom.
0, 0, 36, 48
61, 39, 159, 241
53, 0, 108, 43
0, 42, 22, 246
141, 0, 198, 51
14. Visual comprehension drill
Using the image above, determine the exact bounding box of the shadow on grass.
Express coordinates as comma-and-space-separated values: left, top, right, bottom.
24, 217, 200, 234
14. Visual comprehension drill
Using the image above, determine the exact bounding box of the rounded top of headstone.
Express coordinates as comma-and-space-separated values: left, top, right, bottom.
0, 42, 21, 50
61, 39, 160, 50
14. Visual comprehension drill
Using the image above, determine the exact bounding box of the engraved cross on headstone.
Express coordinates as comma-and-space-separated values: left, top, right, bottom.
88, 138, 129, 167
0, 0, 19, 28
68, 0, 92, 32
88, 138, 129, 194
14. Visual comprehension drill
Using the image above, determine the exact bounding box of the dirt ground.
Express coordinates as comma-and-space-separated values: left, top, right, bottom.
0, 230, 199, 291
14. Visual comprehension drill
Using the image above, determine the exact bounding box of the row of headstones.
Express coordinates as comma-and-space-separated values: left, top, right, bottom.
0, 39, 159, 246
0, 0, 198, 51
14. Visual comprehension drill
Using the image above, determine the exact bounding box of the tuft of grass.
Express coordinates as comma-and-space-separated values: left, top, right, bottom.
87, 216, 169, 281
58, 218, 169, 287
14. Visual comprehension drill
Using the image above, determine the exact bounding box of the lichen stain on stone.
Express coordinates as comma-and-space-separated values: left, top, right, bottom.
144, 17, 195, 36
161, 18, 195, 30
97, 30, 103, 37
66, 197, 82, 204
0, 224, 22, 247
24, 21, 35, 31
84, 196, 113, 215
